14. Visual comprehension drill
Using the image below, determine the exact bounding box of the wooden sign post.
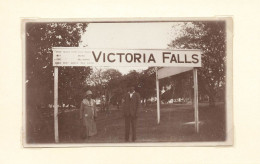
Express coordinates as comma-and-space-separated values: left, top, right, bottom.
193, 68, 199, 133
156, 67, 160, 124
54, 67, 59, 143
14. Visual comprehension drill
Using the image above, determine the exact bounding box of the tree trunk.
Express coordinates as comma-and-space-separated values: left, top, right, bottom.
209, 94, 216, 107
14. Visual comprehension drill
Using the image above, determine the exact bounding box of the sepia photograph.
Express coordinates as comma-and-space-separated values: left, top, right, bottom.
3, 0, 260, 162
23, 18, 233, 146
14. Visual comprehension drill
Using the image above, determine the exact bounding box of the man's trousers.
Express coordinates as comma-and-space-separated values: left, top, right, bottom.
125, 116, 137, 141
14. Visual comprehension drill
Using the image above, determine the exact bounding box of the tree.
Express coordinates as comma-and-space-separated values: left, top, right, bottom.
123, 70, 140, 88
26, 22, 90, 108
168, 22, 226, 107
102, 69, 123, 104
138, 67, 156, 106
86, 68, 124, 104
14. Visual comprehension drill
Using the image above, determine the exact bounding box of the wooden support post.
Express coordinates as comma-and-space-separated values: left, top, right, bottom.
156, 67, 160, 124
54, 67, 59, 142
193, 68, 199, 133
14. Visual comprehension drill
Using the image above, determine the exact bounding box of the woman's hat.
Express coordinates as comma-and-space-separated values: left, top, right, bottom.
86, 90, 92, 95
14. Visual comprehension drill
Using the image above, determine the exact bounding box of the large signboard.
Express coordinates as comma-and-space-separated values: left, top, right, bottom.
52, 47, 202, 67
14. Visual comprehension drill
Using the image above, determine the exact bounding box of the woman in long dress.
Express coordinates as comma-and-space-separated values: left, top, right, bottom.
79, 90, 97, 139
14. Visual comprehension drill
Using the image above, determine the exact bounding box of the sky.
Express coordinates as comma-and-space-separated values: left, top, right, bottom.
80, 22, 180, 74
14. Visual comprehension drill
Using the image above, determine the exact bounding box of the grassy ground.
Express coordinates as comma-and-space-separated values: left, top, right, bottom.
25, 103, 226, 144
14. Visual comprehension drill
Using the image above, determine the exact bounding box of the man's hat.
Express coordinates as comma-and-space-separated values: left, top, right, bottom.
86, 90, 92, 95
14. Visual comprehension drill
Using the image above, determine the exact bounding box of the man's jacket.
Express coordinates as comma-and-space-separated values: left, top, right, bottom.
123, 92, 141, 117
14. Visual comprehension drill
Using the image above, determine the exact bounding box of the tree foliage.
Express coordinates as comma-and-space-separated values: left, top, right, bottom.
168, 22, 226, 106
138, 68, 156, 104
85, 68, 124, 104
86, 68, 157, 106
26, 22, 90, 107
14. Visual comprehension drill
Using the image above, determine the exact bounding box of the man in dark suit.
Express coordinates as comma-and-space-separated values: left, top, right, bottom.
123, 86, 141, 142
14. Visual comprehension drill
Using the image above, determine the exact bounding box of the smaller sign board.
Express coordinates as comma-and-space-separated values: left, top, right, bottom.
158, 67, 194, 79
